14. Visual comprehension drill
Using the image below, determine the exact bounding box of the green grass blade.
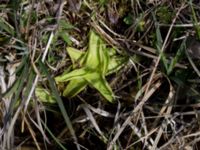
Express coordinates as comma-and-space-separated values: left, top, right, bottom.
0, 18, 14, 35
38, 61, 80, 150
41, 120, 68, 150
155, 27, 168, 71
152, 13, 168, 71
2, 79, 20, 98
5, 59, 29, 121
23, 69, 36, 101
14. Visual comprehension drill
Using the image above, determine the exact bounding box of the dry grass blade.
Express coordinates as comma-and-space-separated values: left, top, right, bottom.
27, 110, 50, 144
108, 78, 162, 150
23, 116, 41, 150
82, 103, 114, 118
24, 32, 54, 112
151, 80, 175, 149
91, 21, 120, 48
126, 121, 154, 150
81, 104, 107, 142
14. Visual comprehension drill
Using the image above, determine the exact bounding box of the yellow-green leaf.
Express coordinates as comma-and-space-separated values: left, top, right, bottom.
35, 87, 56, 103
67, 47, 85, 68
63, 79, 87, 97
55, 68, 88, 83
99, 41, 109, 75
84, 72, 114, 102
84, 31, 101, 69
107, 56, 128, 75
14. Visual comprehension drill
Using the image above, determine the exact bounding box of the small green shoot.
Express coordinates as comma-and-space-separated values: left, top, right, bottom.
152, 13, 168, 72
58, 19, 74, 45
167, 38, 186, 75
123, 14, 133, 25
